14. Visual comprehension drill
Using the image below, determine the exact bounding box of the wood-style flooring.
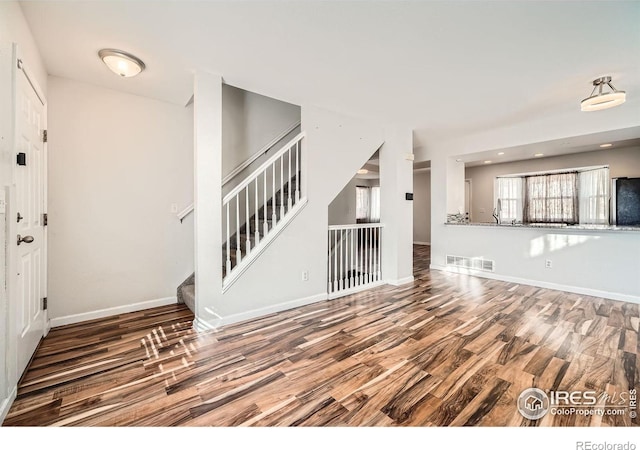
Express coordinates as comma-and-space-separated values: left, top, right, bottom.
3, 245, 639, 426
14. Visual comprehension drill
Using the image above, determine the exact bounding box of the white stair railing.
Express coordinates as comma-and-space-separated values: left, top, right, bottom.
222, 132, 305, 286
328, 223, 383, 299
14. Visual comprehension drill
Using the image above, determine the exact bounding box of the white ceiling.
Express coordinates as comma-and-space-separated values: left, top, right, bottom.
19, 1, 640, 156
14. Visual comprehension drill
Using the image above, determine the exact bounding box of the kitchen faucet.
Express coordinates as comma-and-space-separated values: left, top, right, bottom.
493, 199, 502, 224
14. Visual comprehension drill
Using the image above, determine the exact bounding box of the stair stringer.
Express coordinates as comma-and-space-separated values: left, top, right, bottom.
199, 106, 385, 328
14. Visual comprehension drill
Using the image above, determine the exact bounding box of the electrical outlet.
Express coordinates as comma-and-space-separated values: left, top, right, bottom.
545, 259, 552, 269
302, 270, 309, 281
170, 203, 178, 214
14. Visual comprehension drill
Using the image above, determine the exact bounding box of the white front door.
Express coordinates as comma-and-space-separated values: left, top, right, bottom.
15, 66, 46, 379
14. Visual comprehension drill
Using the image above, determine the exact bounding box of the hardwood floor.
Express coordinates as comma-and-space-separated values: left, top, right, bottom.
3, 245, 639, 426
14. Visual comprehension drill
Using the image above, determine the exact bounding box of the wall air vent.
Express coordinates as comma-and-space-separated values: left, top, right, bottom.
446, 255, 495, 272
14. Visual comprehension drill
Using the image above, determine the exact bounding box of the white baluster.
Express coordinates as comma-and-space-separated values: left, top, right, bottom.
350, 229, 355, 288
272, 163, 277, 225
255, 178, 260, 245
339, 229, 343, 291
356, 228, 361, 286
295, 141, 300, 202
363, 227, 368, 284
287, 147, 292, 211
328, 230, 332, 294
236, 196, 241, 264
370, 227, 374, 283
245, 187, 251, 255
263, 172, 268, 236
280, 155, 285, 219
333, 230, 338, 292
373, 227, 378, 282
226, 202, 231, 275
378, 227, 382, 281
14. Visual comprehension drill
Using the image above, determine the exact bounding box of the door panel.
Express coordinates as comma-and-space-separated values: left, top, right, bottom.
15, 67, 45, 379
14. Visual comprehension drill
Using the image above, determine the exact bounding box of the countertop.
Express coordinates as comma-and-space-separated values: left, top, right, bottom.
444, 222, 640, 232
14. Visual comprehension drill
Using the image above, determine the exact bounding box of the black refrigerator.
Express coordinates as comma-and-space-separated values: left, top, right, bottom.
612, 177, 640, 226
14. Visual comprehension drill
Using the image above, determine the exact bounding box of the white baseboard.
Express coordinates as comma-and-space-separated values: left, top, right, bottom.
387, 276, 415, 286
0, 386, 17, 424
50, 296, 178, 328
413, 241, 430, 246
430, 264, 640, 304
328, 281, 385, 300
201, 292, 328, 329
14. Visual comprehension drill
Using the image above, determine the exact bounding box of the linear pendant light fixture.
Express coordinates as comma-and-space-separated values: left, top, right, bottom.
581, 76, 626, 112
99, 49, 145, 77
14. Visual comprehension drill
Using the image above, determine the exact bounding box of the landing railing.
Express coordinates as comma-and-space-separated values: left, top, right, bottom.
222, 132, 305, 287
328, 223, 383, 299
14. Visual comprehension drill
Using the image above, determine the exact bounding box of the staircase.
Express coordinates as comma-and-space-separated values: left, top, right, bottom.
222, 172, 300, 278
177, 132, 306, 312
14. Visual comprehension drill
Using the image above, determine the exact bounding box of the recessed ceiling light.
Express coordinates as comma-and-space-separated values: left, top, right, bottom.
484, 160, 492, 164
581, 76, 626, 112
357, 169, 369, 175
99, 49, 145, 77
599, 143, 613, 148
498, 152, 505, 156
534, 153, 544, 157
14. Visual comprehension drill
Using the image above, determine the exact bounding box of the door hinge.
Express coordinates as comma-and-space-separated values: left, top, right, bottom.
42, 130, 48, 143
43, 213, 48, 226
42, 297, 48, 311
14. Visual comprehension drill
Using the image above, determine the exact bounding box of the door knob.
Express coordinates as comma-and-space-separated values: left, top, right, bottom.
17, 235, 34, 245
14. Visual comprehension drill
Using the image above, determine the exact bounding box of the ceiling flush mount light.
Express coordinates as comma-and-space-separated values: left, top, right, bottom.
483, 160, 492, 164
498, 152, 505, 156
357, 169, 369, 175
534, 153, 544, 157
599, 143, 613, 148
99, 49, 145, 77
581, 76, 626, 112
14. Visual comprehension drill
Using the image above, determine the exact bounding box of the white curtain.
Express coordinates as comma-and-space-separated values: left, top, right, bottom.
524, 172, 579, 224
370, 187, 381, 222
496, 177, 524, 222
579, 167, 609, 224
356, 186, 380, 223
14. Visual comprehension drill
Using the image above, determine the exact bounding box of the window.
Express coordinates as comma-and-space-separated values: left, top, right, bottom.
496, 177, 523, 222
524, 172, 578, 224
579, 168, 609, 224
494, 166, 609, 225
356, 186, 380, 222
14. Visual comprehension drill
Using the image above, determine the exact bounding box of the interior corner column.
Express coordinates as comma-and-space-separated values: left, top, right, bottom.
194, 70, 223, 329
380, 127, 414, 285
446, 156, 465, 215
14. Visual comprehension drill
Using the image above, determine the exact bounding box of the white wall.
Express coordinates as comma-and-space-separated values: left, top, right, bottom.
222, 85, 300, 178
198, 106, 387, 326
413, 170, 431, 244
380, 129, 414, 285
47, 76, 194, 323
465, 146, 640, 223
432, 225, 640, 302
0, 1, 49, 422
194, 71, 223, 330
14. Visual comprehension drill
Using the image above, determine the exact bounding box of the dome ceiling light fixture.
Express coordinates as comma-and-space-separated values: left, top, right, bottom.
581, 76, 626, 112
357, 169, 369, 175
99, 49, 145, 77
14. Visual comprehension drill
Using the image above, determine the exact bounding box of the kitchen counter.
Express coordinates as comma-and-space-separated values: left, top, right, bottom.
444, 222, 640, 232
